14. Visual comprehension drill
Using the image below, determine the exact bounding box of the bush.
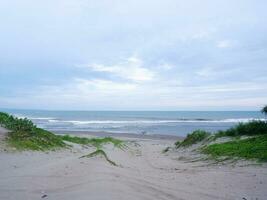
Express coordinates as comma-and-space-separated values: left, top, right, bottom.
0, 112, 66, 150
0, 112, 36, 132
214, 120, 267, 138
176, 130, 211, 148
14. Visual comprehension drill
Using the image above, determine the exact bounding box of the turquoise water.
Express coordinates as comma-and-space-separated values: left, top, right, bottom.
2, 109, 265, 136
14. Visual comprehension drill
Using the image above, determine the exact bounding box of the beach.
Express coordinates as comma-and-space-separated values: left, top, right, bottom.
0, 130, 266, 200
1, 0, 267, 199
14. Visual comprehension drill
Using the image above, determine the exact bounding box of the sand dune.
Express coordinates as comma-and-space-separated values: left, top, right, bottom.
0, 136, 266, 200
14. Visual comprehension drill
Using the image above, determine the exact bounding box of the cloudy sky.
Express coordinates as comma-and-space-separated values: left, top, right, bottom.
0, 0, 266, 110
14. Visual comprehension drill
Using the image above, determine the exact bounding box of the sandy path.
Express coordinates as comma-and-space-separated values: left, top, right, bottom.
0, 137, 266, 200
0, 126, 8, 139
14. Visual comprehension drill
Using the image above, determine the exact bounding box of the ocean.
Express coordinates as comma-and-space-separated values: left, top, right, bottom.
2, 109, 265, 136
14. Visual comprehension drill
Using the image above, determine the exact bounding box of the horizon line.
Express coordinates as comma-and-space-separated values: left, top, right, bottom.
0, 107, 261, 112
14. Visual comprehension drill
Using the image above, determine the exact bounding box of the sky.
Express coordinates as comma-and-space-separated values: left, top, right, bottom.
0, 0, 266, 111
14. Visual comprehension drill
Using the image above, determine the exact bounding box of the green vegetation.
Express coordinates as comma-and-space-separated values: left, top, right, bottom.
213, 120, 267, 138
58, 132, 125, 166
174, 115, 267, 162
0, 112, 66, 150
162, 146, 171, 153
202, 135, 267, 162
58, 135, 124, 149
0, 112, 124, 165
62, 135, 125, 166
79, 149, 117, 166
8, 128, 66, 151
0, 112, 124, 154
176, 130, 210, 148
261, 105, 267, 116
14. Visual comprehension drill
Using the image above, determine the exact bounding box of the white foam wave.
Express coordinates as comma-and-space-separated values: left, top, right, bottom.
30, 117, 56, 120
47, 118, 266, 125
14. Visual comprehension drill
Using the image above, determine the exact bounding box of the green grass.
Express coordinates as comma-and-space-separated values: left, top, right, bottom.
7, 128, 66, 151
79, 149, 117, 166
0, 111, 125, 152
173, 121, 267, 162
162, 146, 171, 153
202, 135, 267, 162
176, 130, 210, 148
0, 112, 66, 150
214, 120, 267, 139
58, 135, 125, 166
0, 110, 127, 167
58, 135, 124, 149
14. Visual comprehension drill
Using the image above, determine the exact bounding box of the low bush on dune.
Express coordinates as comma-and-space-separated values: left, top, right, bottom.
174, 120, 267, 162
8, 128, 66, 151
0, 112, 66, 150
202, 135, 267, 162
0, 112, 35, 132
214, 120, 267, 138
175, 130, 211, 148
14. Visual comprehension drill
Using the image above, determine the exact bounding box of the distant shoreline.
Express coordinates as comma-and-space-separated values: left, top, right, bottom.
53, 130, 183, 141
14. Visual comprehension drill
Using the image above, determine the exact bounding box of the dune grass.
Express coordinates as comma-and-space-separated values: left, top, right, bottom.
213, 120, 267, 139
0, 112, 125, 166
174, 121, 267, 162
79, 149, 117, 166
7, 128, 66, 151
202, 135, 267, 162
0, 111, 125, 152
0, 112, 66, 150
58, 135, 124, 149
60, 135, 125, 166
176, 130, 210, 148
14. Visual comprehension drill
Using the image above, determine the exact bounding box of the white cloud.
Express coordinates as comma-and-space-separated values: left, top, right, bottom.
87, 56, 154, 82
158, 63, 174, 70
196, 67, 215, 77
74, 78, 137, 92
217, 40, 232, 48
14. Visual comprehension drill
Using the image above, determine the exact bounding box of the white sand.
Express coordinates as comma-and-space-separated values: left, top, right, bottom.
0, 135, 266, 200
0, 126, 8, 137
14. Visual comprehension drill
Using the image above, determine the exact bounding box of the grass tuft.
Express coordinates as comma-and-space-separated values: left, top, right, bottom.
176, 130, 210, 148
162, 146, 171, 153
58, 135, 125, 149
80, 149, 117, 166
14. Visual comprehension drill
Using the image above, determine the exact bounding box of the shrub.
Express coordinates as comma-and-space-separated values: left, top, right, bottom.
261, 105, 267, 116
214, 120, 267, 138
0, 112, 66, 150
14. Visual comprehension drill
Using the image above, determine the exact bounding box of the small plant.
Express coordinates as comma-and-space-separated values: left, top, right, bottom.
261, 105, 267, 117
162, 146, 170, 153
59, 134, 125, 166
58, 135, 125, 149
176, 130, 211, 148
80, 149, 117, 166
174, 140, 181, 147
